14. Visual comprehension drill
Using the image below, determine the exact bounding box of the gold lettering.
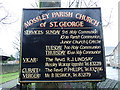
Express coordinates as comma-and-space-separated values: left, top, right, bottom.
70, 63, 84, 67
45, 68, 53, 72
46, 50, 66, 56
22, 74, 41, 79
24, 30, 44, 35
88, 40, 101, 44
67, 57, 93, 62
23, 58, 38, 63
60, 35, 69, 39
90, 61, 102, 66
81, 35, 101, 39
46, 45, 62, 50
60, 40, 72, 44
79, 45, 101, 49
22, 68, 40, 73
78, 29, 98, 34
84, 67, 103, 72
24, 13, 49, 28
69, 30, 77, 34
49, 21, 84, 27
55, 73, 72, 78
72, 40, 89, 44
72, 73, 91, 77
45, 62, 57, 67
70, 35, 81, 39
75, 13, 99, 26
58, 62, 70, 67
45, 73, 50, 78
67, 50, 75, 55
46, 57, 53, 62
64, 67, 83, 72
49, 22, 58, 27
52, 12, 73, 18
54, 57, 65, 62
83, 50, 101, 54
53, 68, 63, 72
45, 30, 61, 35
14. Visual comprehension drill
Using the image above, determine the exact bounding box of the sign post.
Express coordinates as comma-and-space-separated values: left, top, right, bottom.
20, 8, 106, 88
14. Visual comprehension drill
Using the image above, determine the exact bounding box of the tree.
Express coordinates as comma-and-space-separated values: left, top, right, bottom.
0, 2, 17, 28
0, 3, 9, 24
12, 32, 20, 59
0, 1, 18, 55
68, 0, 98, 7
0, 3, 12, 24
7, 55, 16, 61
30, 0, 112, 28
69, 0, 112, 28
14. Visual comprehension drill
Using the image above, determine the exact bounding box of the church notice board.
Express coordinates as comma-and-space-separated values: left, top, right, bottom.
20, 8, 106, 83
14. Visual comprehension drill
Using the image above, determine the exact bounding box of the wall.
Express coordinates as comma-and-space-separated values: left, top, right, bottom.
1, 64, 19, 74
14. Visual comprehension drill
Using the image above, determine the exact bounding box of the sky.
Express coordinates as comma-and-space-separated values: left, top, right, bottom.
0, 0, 119, 56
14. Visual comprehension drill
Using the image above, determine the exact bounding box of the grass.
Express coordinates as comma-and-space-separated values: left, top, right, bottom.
0, 72, 18, 78
0, 72, 19, 84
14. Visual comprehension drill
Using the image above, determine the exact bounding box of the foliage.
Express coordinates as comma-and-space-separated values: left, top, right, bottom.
7, 55, 16, 61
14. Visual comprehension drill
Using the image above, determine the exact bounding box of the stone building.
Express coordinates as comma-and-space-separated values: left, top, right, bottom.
107, 42, 120, 68
111, 42, 120, 68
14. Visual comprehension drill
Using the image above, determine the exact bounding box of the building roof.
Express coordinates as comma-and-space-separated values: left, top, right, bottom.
105, 42, 120, 56
113, 42, 120, 52
0, 55, 10, 61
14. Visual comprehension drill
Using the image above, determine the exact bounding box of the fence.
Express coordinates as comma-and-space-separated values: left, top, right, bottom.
1, 64, 19, 74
